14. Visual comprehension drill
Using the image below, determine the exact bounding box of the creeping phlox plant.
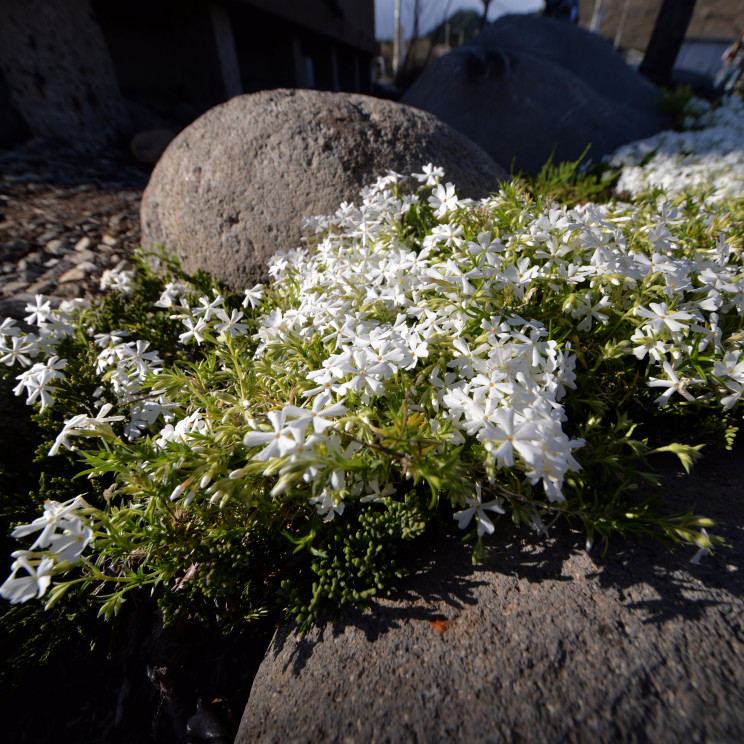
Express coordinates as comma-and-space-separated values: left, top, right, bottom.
1, 98, 742, 627
610, 95, 744, 202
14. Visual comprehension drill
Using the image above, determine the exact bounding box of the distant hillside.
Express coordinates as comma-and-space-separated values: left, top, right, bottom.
577, 0, 744, 52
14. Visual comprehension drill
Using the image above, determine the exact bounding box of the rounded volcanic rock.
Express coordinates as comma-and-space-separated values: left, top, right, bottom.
140, 89, 508, 290
401, 15, 671, 176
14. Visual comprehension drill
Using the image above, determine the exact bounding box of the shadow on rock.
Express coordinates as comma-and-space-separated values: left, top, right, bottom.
275, 442, 743, 679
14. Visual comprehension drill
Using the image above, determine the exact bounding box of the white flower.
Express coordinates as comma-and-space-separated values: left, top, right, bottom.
100, 267, 135, 294
712, 351, 744, 382
242, 283, 265, 309
477, 408, 541, 470
93, 329, 129, 347
0, 335, 36, 367
13, 356, 66, 410
243, 409, 302, 461
428, 182, 459, 218
115, 340, 161, 376
309, 488, 345, 520
0, 317, 20, 337
648, 362, 703, 405
47, 520, 94, 564
359, 478, 396, 503
0, 554, 55, 604
214, 308, 248, 338
635, 302, 693, 335
571, 292, 612, 331
412, 163, 444, 186
337, 349, 391, 396
11, 496, 88, 549
48, 403, 125, 456
178, 316, 208, 345
453, 484, 505, 536
193, 292, 224, 321
283, 393, 347, 434
154, 281, 189, 308
24, 295, 53, 326
690, 529, 711, 565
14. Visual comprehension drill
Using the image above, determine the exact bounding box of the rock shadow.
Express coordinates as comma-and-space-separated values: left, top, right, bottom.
277, 444, 743, 675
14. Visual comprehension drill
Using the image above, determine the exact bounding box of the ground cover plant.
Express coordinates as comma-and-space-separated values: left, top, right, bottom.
1, 96, 743, 684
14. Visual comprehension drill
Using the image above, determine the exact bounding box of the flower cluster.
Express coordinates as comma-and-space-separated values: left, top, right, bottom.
0, 297, 82, 410
2, 95, 741, 611
1, 496, 93, 604
609, 95, 744, 202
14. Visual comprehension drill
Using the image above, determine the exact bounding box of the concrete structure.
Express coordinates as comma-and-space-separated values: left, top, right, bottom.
675, 36, 732, 78
0, 0, 377, 152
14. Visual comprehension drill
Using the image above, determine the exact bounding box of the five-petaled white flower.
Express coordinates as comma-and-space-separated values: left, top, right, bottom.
453, 484, 505, 536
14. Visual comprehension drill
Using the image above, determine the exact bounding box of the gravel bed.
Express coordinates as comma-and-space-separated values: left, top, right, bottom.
0, 139, 148, 320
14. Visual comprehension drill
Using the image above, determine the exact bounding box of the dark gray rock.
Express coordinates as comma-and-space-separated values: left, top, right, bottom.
140, 89, 508, 290
401, 15, 672, 175
469, 14, 665, 117
237, 447, 744, 743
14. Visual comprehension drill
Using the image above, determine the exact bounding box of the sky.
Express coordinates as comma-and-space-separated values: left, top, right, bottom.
374, 0, 545, 40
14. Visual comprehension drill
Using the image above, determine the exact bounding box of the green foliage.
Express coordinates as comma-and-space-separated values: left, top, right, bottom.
283, 492, 431, 631
658, 84, 699, 129
2, 151, 741, 681
520, 146, 621, 207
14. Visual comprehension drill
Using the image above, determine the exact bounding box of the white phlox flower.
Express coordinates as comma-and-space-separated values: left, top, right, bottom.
635, 302, 694, 336
0, 494, 95, 603
309, 488, 345, 520
13, 355, 66, 410
453, 483, 505, 536
428, 182, 459, 218
648, 361, 704, 405
100, 267, 135, 294
413, 163, 445, 186
0, 554, 55, 604
242, 283, 265, 309
49, 403, 125, 456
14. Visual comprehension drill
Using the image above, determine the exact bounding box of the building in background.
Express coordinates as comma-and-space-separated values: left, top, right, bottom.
578, 0, 744, 92
579, 0, 744, 54
0, 0, 378, 153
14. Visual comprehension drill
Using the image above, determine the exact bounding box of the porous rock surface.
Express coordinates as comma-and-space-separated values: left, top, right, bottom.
237, 448, 744, 744
140, 89, 508, 290
401, 14, 671, 175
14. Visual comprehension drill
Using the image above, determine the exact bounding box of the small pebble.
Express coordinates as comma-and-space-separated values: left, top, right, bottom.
74, 236, 92, 252
45, 239, 70, 255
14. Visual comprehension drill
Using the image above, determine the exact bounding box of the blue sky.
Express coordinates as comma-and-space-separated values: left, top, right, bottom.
374, 0, 544, 40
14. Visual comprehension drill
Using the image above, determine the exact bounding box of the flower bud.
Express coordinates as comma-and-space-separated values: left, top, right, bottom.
170, 484, 186, 501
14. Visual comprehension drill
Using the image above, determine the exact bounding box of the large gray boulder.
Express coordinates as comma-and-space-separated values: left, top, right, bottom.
236, 446, 744, 743
140, 89, 508, 290
469, 14, 664, 116
401, 15, 672, 175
